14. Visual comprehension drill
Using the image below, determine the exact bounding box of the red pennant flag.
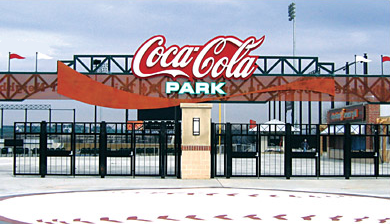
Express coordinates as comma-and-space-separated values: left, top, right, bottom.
10, 53, 25, 59
249, 119, 256, 129
382, 56, 390, 62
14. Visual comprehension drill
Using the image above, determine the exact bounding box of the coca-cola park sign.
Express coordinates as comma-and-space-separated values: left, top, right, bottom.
131, 35, 265, 95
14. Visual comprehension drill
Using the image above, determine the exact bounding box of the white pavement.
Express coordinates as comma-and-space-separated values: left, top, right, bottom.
0, 158, 390, 224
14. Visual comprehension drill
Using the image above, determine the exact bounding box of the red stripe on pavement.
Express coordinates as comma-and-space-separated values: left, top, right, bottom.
127, 216, 152, 222
215, 215, 233, 220
158, 216, 179, 221
206, 193, 217, 196
330, 215, 343, 221
355, 216, 369, 222
302, 215, 316, 221
73, 218, 94, 224
274, 214, 288, 220
186, 215, 204, 221
379, 218, 390, 223
100, 217, 122, 223
244, 214, 261, 220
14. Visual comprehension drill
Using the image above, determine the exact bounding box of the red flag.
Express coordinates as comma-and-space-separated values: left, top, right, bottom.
10, 53, 25, 59
249, 119, 256, 129
382, 56, 390, 62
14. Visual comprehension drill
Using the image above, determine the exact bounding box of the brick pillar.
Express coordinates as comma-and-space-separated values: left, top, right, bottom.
366, 104, 380, 124
366, 104, 380, 152
180, 103, 212, 179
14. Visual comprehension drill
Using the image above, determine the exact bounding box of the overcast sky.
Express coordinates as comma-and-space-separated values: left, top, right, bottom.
0, 0, 389, 123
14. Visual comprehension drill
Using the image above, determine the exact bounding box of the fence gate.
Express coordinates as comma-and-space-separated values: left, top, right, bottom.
13, 123, 41, 176
287, 124, 320, 178
132, 121, 181, 178
347, 124, 379, 178
258, 123, 286, 177
74, 123, 100, 176
319, 124, 345, 177
226, 123, 259, 177
379, 124, 390, 176
212, 122, 390, 178
13, 121, 181, 178
212, 123, 289, 178
211, 123, 226, 177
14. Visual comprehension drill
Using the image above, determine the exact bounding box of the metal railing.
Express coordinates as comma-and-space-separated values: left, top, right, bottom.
12, 121, 181, 178
212, 123, 390, 178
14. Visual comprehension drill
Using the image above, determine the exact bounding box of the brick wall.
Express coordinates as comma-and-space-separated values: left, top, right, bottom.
181, 146, 211, 179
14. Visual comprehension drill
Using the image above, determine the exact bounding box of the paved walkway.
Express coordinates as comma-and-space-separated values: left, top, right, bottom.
0, 158, 389, 224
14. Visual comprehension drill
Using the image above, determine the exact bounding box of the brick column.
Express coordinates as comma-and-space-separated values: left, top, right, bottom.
366, 104, 380, 151
366, 104, 380, 124
180, 103, 212, 179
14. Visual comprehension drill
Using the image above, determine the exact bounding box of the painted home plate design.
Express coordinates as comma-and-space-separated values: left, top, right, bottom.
0, 188, 389, 224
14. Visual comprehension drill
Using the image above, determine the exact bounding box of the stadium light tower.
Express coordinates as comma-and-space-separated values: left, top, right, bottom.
288, 2, 296, 67
288, 2, 297, 125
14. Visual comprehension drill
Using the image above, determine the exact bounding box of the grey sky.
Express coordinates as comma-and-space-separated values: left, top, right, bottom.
0, 0, 389, 123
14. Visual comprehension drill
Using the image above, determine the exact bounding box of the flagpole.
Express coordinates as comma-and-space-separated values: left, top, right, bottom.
381, 55, 384, 75
35, 52, 38, 72
8, 52, 10, 72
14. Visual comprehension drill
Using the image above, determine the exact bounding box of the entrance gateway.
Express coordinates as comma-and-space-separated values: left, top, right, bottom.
2, 35, 390, 178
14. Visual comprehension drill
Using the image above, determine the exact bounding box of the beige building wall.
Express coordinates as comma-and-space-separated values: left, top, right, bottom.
180, 103, 212, 179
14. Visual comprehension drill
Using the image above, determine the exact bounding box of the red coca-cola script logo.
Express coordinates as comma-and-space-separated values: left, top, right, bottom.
132, 35, 265, 81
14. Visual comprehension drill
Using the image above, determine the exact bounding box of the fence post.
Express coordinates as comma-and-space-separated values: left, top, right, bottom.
131, 123, 136, 178
226, 122, 232, 178
12, 122, 17, 176
159, 122, 167, 178
39, 121, 47, 178
374, 124, 380, 178
285, 123, 292, 179
210, 123, 215, 178
175, 121, 181, 179
13, 124, 18, 176
99, 121, 107, 178
257, 124, 261, 178
71, 122, 76, 176
316, 124, 321, 178
344, 123, 351, 179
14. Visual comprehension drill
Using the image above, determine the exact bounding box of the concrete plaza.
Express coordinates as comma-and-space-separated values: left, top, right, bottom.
0, 157, 389, 223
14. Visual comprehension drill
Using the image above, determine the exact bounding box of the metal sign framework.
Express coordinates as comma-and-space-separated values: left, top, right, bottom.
0, 104, 51, 110
0, 55, 389, 103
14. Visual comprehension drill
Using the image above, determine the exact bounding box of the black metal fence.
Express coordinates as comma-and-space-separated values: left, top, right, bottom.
212, 123, 390, 178
12, 121, 181, 178
9, 121, 390, 178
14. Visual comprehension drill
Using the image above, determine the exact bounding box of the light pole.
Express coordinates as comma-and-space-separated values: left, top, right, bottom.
289, 2, 296, 67
288, 2, 296, 124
